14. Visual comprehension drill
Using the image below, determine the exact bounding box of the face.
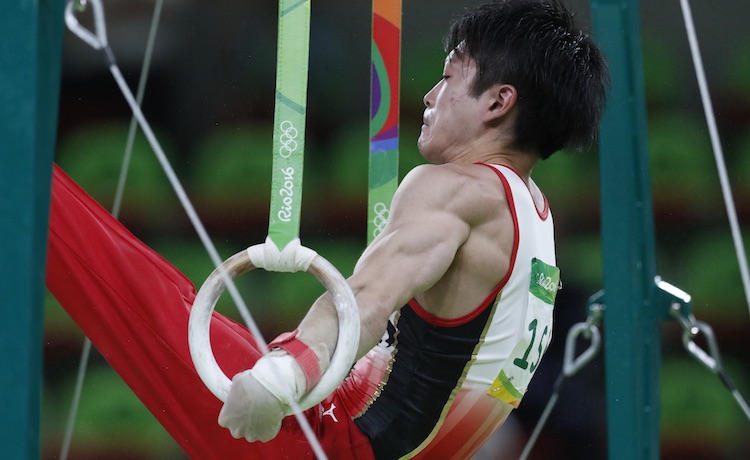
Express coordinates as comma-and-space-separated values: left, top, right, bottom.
418, 51, 486, 163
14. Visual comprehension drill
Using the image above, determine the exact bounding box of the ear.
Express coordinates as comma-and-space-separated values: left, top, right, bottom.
483, 84, 517, 123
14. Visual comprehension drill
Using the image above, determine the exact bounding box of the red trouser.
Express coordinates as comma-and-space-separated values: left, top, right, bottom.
46, 165, 374, 459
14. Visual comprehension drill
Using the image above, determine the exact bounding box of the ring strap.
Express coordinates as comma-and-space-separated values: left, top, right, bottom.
268, 0, 311, 252
268, 329, 322, 390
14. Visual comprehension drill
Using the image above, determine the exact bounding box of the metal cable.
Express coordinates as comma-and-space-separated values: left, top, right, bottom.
60, 2, 163, 458
63, 1, 326, 457
679, 0, 750, 318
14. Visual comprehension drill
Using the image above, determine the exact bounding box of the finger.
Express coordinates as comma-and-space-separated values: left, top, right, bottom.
217, 406, 231, 428
258, 420, 282, 443
231, 428, 246, 440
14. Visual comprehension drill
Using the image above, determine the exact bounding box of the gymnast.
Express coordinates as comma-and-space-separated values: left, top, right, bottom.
47, 1, 608, 458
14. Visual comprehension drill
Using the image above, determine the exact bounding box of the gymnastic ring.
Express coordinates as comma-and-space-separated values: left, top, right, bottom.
188, 246, 360, 413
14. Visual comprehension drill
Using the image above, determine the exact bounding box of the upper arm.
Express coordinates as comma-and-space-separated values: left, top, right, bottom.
348, 165, 481, 326
298, 164, 499, 360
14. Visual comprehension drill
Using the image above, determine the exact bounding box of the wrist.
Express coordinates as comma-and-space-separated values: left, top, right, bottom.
249, 352, 305, 405
268, 329, 322, 391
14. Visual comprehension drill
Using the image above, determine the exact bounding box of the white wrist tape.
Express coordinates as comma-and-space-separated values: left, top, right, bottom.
247, 237, 318, 273
250, 353, 305, 405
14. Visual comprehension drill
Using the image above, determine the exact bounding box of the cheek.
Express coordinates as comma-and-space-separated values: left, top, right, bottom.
449, 98, 470, 119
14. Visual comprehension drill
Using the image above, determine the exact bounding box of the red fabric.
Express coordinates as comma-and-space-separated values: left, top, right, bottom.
46, 165, 374, 460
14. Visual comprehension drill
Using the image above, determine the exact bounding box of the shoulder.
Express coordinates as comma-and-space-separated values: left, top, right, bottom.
400, 162, 494, 183
395, 163, 507, 222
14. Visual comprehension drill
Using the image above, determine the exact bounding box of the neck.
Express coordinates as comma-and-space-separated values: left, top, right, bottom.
452, 125, 538, 181
486, 152, 537, 182
453, 146, 537, 183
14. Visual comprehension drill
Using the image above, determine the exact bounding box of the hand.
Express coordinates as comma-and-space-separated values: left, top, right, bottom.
218, 368, 287, 442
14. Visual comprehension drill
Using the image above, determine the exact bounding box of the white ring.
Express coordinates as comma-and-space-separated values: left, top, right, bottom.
188, 246, 360, 413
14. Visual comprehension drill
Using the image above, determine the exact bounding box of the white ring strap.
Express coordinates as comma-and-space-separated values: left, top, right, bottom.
247, 237, 317, 273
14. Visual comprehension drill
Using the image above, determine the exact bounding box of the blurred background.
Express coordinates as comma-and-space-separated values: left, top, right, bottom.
43, 0, 750, 458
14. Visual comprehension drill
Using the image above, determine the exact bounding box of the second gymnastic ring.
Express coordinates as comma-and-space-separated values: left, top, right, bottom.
188, 247, 360, 413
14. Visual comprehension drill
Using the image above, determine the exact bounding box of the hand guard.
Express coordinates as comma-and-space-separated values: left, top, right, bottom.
217, 352, 305, 442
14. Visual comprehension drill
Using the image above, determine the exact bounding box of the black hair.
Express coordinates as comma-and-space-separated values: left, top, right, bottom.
444, 0, 609, 159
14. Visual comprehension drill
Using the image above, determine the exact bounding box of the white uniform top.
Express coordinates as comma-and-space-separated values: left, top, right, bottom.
339, 163, 560, 459
467, 164, 559, 406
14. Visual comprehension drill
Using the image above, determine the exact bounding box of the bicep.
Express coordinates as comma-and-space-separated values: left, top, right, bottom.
299, 165, 487, 360
351, 210, 468, 308
350, 165, 482, 315
342, 208, 468, 354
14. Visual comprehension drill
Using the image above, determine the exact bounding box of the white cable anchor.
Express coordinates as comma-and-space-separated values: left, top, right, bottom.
563, 318, 601, 378
670, 304, 750, 421
65, 0, 108, 50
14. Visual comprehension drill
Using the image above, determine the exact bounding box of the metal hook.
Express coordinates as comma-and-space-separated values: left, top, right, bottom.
587, 302, 604, 327
563, 321, 601, 378
73, 0, 87, 12
65, 0, 108, 50
682, 320, 723, 374
670, 303, 699, 336
668, 303, 722, 373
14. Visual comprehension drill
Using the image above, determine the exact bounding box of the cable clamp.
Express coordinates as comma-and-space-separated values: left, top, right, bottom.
669, 304, 722, 374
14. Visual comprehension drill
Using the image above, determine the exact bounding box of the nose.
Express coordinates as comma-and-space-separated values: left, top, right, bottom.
423, 83, 438, 108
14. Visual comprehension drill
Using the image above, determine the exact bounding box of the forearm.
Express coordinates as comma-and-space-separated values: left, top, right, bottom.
296, 289, 389, 372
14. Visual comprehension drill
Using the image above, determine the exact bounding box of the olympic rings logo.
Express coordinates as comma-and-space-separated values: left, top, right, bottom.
372, 202, 389, 238
278, 120, 299, 158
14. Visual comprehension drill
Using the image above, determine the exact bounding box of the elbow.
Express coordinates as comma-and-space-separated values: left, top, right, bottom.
348, 281, 402, 355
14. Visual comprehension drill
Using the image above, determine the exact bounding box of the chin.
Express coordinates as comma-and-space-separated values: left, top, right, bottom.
418, 135, 442, 162
416, 143, 431, 161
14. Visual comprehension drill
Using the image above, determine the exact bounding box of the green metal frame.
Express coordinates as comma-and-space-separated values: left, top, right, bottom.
0, 1, 65, 458
591, 0, 659, 456
590, 0, 686, 458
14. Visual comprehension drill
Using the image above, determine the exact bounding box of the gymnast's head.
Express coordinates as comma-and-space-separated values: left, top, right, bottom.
431, 0, 609, 160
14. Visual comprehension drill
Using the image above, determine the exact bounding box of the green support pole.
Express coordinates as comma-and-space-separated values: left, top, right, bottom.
590, 1, 661, 459
0, 1, 65, 457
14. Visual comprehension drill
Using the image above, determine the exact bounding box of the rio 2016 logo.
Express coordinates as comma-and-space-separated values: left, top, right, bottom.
278, 166, 295, 223
278, 120, 298, 158
535, 273, 557, 293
